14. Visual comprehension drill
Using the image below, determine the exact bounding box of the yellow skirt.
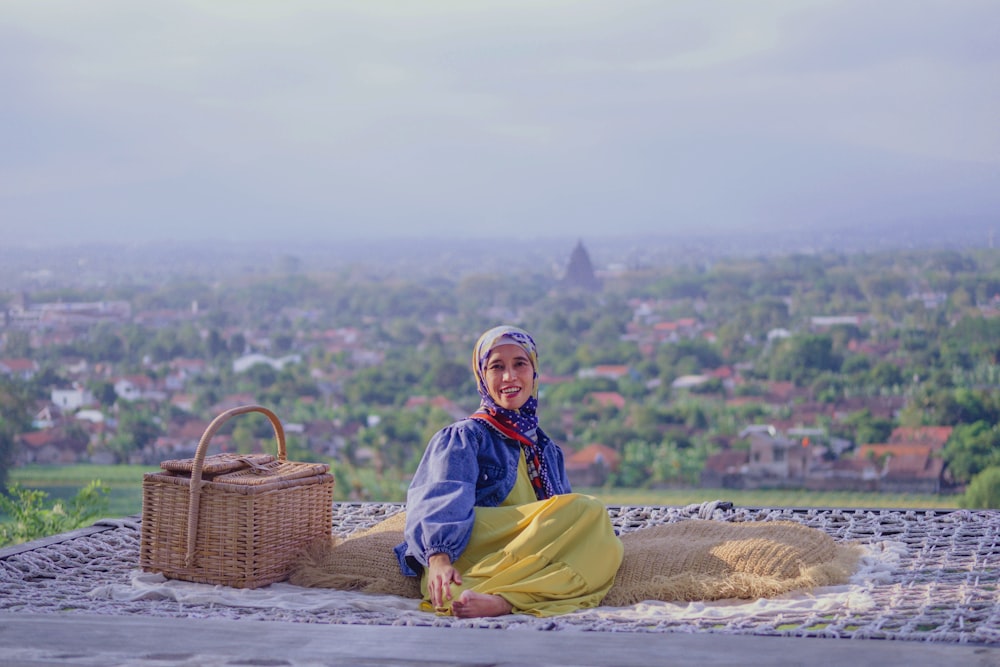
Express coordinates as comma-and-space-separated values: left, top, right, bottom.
421, 492, 623, 617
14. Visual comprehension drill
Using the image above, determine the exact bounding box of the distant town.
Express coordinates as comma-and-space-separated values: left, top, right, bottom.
2, 230, 1000, 505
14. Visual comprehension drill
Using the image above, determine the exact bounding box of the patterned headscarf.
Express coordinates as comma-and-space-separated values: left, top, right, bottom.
470, 325, 554, 500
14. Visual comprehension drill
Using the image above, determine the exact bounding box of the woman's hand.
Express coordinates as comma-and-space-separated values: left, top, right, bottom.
427, 552, 462, 609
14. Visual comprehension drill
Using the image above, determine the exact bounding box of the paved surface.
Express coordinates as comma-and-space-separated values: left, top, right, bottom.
1, 612, 999, 667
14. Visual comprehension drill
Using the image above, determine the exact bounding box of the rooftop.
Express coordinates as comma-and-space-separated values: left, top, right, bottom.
2, 502, 998, 666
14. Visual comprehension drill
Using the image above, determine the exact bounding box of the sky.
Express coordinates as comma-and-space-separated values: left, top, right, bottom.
2, 1, 999, 246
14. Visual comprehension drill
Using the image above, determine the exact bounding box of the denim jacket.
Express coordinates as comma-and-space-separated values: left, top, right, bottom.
394, 417, 571, 577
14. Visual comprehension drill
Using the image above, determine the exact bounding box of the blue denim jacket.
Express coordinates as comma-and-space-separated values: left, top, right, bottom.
394, 417, 571, 577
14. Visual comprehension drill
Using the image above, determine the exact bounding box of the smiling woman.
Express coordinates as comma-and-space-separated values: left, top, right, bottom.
394, 325, 623, 618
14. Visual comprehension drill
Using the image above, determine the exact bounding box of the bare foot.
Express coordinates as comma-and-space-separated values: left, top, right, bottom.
451, 590, 513, 618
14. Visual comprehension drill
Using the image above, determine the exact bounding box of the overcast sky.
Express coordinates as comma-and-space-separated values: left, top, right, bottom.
2, 1, 998, 247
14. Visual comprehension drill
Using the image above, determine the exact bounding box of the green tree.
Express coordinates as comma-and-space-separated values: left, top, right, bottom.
108, 405, 163, 462
612, 439, 656, 487
3, 330, 34, 358
0, 481, 110, 547
0, 377, 35, 488
89, 380, 118, 408
942, 422, 1000, 485
835, 409, 895, 447
766, 334, 841, 385
869, 361, 904, 389
88, 324, 126, 362
960, 467, 1000, 509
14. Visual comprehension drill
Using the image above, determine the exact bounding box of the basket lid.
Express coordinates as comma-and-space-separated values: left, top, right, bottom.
211, 459, 330, 485
160, 453, 276, 475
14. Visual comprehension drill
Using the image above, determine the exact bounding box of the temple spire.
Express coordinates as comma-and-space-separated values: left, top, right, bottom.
561, 240, 601, 291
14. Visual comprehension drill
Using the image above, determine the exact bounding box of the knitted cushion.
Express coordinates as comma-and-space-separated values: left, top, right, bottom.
289, 512, 421, 598
602, 520, 861, 606
289, 513, 861, 604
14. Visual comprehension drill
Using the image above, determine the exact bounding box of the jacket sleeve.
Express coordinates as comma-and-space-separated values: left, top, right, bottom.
398, 421, 481, 575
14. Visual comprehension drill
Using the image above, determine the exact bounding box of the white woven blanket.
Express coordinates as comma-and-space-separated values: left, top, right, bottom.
89, 540, 901, 629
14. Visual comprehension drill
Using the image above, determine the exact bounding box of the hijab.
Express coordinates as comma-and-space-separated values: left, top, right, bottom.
470, 325, 554, 500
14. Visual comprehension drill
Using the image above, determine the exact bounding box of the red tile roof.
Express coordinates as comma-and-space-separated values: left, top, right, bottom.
566, 443, 621, 470
887, 426, 953, 450
587, 392, 626, 410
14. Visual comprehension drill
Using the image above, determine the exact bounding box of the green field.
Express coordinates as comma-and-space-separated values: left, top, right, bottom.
7, 465, 148, 519
5, 464, 961, 521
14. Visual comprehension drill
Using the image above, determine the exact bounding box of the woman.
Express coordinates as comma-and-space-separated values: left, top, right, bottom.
394, 325, 623, 618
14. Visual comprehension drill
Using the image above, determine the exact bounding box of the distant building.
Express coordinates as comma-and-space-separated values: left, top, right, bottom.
566, 443, 621, 487
561, 240, 602, 291
51, 386, 95, 411
0, 358, 40, 380
232, 353, 302, 374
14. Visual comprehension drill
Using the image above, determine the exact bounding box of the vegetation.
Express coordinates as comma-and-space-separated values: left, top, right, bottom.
4, 245, 1000, 520
960, 467, 1000, 510
0, 481, 109, 548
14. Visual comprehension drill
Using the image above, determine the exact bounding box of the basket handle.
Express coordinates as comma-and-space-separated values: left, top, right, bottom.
185, 404, 286, 567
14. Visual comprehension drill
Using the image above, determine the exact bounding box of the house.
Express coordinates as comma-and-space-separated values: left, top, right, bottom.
150, 419, 220, 461
881, 451, 946, 494
671, 374, 711, 389
0, 358, 39, 380
303, 419, 362, 458
847, 426, 953, 493
404, 395, 468, 421
856, 442, 946, 494
232, 353, 302, 374
810, 315, 865, 330
577, 365, 633, 381
17, 427, 89, 465
209, 393, 257, 413
804, 457, 880, 492
51, 385, 95, 411
537, 373, 574, 386
565, 443, 620, 487
32, 405, 60, 429
113, 375, 164, 402
170, 393, 197, 412
700, 449, 750, 488
887, 426, 952, 450
744, 429, 815, 486
585, 391, 626, 411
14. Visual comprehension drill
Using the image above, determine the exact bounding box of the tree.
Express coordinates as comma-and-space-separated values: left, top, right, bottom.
108, 405, 162, 462
960, 467, 1000, 509
835, 409, 894, 447
0, 376, 34, 488
88, 324, 126, 363
766, 334, 841, 385
206, 329, 228, 359
942, 422, 1000, 485
869, 361, 904, 389
613, 439, 656, 487
88, 380, 118, 408
2, 330, 32, 358
0, 481, 110, 548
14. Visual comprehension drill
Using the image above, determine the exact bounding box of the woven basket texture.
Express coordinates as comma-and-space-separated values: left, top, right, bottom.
140, 405, 334, 589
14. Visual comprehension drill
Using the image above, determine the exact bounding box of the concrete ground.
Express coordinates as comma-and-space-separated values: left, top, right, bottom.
1, 612, 998, 667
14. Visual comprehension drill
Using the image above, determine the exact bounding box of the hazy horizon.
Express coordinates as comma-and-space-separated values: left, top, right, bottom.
2, 1, 998, 247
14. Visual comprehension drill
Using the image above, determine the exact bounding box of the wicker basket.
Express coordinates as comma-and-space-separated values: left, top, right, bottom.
140, 405, 335, 589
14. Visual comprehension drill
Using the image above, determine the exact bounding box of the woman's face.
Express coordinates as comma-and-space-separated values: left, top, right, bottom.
484, 344, 535, 411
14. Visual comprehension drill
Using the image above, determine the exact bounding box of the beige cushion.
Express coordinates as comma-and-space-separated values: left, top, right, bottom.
289, 513, 861, 605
